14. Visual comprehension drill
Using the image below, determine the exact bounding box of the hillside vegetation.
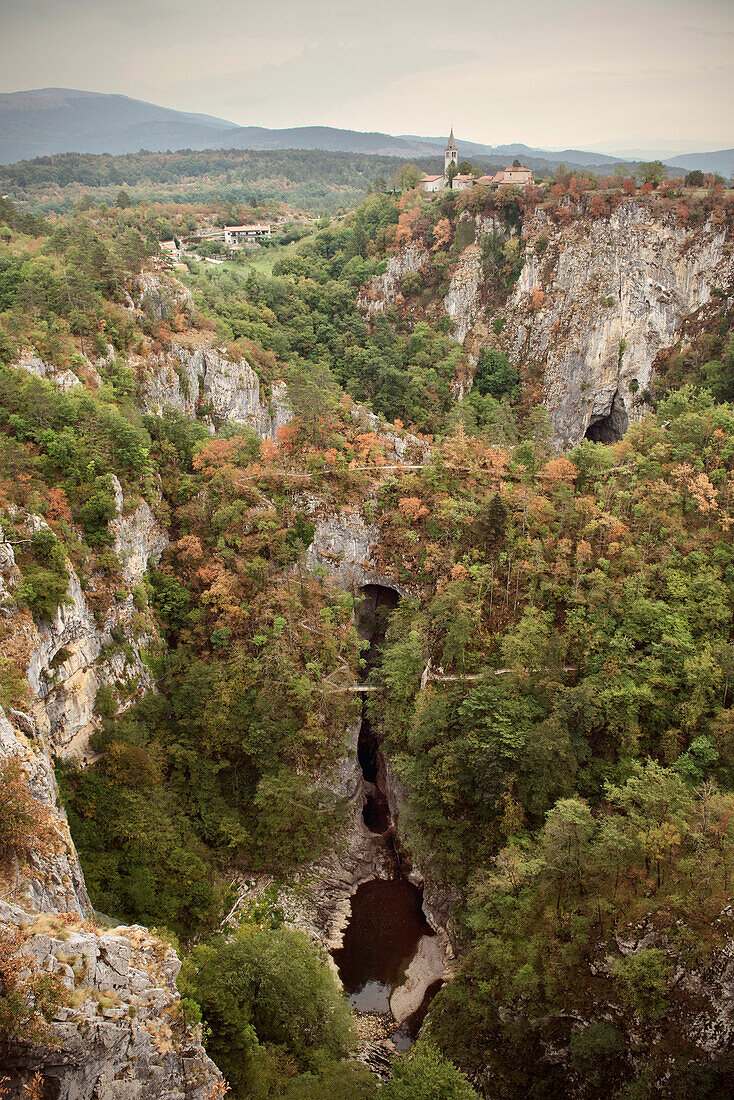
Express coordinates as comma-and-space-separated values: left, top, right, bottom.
0, 170, 733, 1098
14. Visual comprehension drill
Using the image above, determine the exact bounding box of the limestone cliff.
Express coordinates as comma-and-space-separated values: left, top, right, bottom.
1, 499, 166, 764
0, 706, 222, 1098
138, 343, 291, 438
444, 244, 483, 344
362, 201, 734, 446
359, 244, 430, 316
500, 204, 734, 445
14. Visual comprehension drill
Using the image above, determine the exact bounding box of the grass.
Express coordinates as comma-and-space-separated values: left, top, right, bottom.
185, 230, 318, 278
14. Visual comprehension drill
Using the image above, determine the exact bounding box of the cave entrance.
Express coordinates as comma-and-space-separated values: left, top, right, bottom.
584, 391, 629, 443
355, 584, 400, 836
357, 584, 400, 673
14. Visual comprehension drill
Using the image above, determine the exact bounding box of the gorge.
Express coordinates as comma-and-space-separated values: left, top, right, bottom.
1, 178, 733, 1098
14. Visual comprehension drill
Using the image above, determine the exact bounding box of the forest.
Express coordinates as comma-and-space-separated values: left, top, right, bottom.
1, 165, 734, 1099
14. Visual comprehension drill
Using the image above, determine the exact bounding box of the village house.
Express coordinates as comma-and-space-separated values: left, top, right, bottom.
419, 174, 445, 193
419, 130, 535, 193
195, 222, 273, 247
450, 173, 475, 192
223, 223, 272, 245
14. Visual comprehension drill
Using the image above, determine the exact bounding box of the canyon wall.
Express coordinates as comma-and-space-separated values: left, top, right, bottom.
0, 487, 220, 1096
499, 204, 734, 444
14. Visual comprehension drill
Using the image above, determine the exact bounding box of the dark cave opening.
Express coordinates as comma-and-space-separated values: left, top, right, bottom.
584, 391, 629, 443
356, 585, 400, 836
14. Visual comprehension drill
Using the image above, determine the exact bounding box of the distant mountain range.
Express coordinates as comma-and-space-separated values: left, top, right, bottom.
0, 88, 731, 176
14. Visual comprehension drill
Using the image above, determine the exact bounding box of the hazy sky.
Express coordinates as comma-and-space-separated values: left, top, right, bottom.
2, 0, 733, 151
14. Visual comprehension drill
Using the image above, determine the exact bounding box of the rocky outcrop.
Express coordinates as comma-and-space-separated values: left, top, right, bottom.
359, 244, 430, 316
25, 560, 159, 762
363, 201, 732, 446
499, 203, 734, 445
111, 479, 169, 588
135, 272, 194, 322
4, 499, 165, 763
0, 706, 89, 916
139, 343, 291, 439
0, 705, 222, 1099
444, 244, 483, 343
0, 896, 223, 1099
305, 510, 409, 595
14, 349, 82, 392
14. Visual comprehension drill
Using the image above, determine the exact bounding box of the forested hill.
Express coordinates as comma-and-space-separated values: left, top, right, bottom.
0, 147, 645, 217
0, 174, 734, 1099
0, 148, 420, 214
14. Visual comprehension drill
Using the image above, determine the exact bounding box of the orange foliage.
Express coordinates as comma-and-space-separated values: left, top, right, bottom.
259, 439, 279, 464
398, 497, 429, 521
542, 457, 578, 485
530, 288, 545, 311
588, 193, 608, 218
192, 438, 238, 475
45, 487, 73, 527
432, 218, 452, 251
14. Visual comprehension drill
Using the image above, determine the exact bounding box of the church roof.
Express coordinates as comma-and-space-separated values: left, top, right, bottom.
446, 127, 457, 151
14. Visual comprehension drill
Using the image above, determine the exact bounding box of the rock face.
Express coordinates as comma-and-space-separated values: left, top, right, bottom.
135, 272, 194, 322
0, 902, 222, 1100
305, 511, 383, 591
111, 485, 169, 588
444, 244, 484, 343
0, 705, 89, 917
9, 503, 167, 763
0, 710, 222, 1099
364, 201, 732, 447
305, 510, 411, 597
139, 343, 291, 439
14, 349, 82, 392
498, 204, 734, 445
359, 244, 430, 316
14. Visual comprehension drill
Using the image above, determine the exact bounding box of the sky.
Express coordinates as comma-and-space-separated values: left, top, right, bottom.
1, 0, 733, 152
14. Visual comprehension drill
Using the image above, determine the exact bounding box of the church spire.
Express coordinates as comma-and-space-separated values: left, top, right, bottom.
445, 126, 458, 175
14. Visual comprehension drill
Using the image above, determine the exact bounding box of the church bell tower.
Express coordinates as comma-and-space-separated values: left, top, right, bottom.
445, 127, 458, 174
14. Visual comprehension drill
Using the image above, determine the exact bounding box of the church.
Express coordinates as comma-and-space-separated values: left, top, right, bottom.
418, 129, 533, 192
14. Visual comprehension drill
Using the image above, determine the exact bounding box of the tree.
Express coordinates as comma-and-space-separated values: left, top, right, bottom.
180, 925, 353, 1095
447, 162, 459, 189
685, 169, 705, 188
395, 163, 422, 191
473, 348, 519, 398
458, 160, 475, 176
382, 1041, 478, 1100
637, 161, 667, 189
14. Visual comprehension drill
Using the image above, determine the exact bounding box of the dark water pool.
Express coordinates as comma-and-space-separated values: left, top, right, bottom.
332, 878, 434, 1013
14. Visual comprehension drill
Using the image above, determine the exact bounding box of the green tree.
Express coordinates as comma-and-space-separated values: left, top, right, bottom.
637, 161, 667, 188
382, 1041, 478, 1100
473, 348, 519, 398
180, 925, 354, 1096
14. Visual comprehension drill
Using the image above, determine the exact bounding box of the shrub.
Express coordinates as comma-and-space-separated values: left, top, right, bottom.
382, 1041, 478, 1100
0, 757, 57, 859
79, 489, 117, 547
180, 925, 353, 1095
94, 685, 118, 720
473, 348, 519, 399
18, 565, 69, 621
0, 924, 64, 1044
